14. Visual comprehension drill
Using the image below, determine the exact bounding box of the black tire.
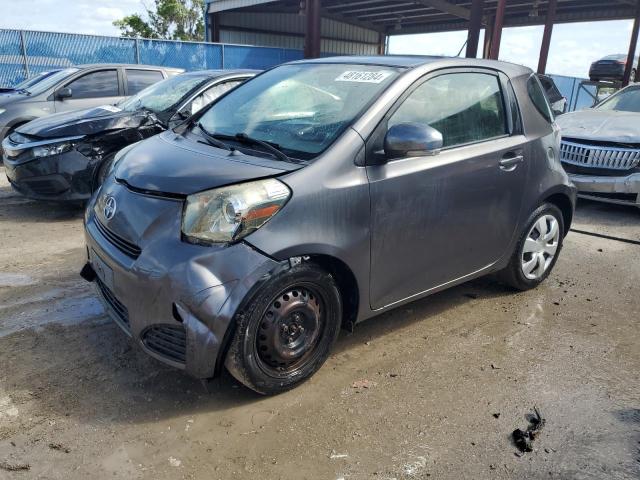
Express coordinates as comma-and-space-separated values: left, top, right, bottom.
225, 263, 342, 395
93, 154, 115, 191
498, 203, 565, 291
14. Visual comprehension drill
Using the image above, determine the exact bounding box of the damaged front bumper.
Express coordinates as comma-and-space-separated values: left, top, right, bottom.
3, 135, 96, 201
568, 171, 640, 207
82, 181, 284, 378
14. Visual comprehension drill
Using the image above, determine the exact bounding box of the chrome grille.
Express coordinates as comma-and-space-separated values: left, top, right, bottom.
560, 140, 640, 171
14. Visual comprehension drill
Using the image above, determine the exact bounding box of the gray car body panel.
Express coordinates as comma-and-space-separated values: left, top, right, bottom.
83, 56, 576, 378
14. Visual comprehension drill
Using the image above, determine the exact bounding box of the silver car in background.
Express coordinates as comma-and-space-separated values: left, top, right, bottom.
556, 85, 640, 207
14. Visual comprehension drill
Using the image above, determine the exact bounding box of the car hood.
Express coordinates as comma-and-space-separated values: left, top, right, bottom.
16, 105, 156, 139
556, 109, 640, 144
114, 131, 302, 196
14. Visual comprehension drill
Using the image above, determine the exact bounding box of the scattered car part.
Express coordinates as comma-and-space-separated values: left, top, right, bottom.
512, 407, 546, 453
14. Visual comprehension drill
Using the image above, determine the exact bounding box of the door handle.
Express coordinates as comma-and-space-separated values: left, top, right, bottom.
499, 154, 524, 171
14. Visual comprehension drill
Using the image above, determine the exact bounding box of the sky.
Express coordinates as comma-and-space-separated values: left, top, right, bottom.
0, 0, 638, 79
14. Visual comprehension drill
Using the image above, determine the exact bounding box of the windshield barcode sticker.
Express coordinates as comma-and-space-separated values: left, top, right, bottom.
335, 70, 393, 83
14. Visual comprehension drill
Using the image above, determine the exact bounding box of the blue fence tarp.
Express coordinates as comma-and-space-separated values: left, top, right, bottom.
0, 29, 303, 87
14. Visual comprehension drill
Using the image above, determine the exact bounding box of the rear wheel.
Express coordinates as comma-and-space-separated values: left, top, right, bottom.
498, 203, 564, 291
225, 263, 342, 395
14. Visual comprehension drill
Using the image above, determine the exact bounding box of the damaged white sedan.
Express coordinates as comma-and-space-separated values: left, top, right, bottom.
556, 85, 640, 207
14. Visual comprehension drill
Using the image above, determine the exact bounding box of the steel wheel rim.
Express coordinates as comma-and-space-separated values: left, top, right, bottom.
521, 214, 560, 280
255, 285, 326, 376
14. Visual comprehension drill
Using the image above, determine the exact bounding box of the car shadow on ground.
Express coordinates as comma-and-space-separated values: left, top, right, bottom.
1, 274, 518, 426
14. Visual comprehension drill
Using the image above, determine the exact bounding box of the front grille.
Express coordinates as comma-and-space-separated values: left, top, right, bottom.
94, 218, 141, 259
142, 325, 187, 364
560, 140, 640, 171
96, 277, 130, 330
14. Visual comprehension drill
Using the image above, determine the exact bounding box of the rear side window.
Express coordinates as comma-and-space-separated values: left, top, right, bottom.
389, 72, 508, 148
188, 80, 243, 115
67, 70, 119, 98
126, 69, 164, 95
527, 75, 554, 122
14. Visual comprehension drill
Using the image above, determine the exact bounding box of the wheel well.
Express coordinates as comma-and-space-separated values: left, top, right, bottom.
544, 193, 573, 235
308, 255, 359, 329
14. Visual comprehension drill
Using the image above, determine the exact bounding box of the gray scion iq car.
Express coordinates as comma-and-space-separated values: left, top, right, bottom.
81, 56, 576, 395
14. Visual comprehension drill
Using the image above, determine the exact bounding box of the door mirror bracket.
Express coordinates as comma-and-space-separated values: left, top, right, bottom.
384, 123, 443, 160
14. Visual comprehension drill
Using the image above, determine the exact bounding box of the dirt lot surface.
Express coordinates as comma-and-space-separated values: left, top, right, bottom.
0, 167, 639, 480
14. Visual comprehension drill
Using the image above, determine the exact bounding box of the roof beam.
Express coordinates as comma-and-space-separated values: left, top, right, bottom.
413, 0, 471, 20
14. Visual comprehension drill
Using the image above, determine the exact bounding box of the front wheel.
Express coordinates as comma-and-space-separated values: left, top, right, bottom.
498, 203, 564, 291
225, 263, 342, 395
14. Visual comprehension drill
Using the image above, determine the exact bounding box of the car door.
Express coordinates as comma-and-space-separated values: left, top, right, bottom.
367, 69, 529, 310
54, 68, 121, 112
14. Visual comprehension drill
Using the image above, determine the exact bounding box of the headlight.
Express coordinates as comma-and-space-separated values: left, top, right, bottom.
33, 141, 74, 157
182, 178, 290, 244
0, 108, 6, 115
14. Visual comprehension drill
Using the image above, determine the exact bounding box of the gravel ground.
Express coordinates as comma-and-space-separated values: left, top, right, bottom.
0, 167, 639, 480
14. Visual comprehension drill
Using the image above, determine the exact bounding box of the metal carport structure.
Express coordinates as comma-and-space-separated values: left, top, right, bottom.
206, 0, 640, 85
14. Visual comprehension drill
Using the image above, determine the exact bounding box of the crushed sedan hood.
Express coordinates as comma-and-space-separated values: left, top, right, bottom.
16, 105, 154, 139
556, 109, 640, 144
114, 131, 302, 196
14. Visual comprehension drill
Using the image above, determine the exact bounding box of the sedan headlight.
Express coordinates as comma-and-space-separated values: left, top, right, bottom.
0, 108, 6, 115
182, 178, 290, 244
33, 141, 75, 158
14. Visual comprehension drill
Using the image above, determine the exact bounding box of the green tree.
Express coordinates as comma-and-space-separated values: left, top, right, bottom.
114, 0, 205, 41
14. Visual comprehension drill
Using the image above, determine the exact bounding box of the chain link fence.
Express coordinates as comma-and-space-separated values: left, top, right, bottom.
0, 29, 304, 87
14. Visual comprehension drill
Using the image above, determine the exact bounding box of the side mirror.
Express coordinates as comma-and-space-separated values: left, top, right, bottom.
56, 87, 72, 100
384, 122, 443, 159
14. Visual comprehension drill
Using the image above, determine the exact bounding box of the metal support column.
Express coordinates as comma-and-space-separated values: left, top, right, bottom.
483, 16, 493, 59
210, 13, 221, 43
623, 0, 640, 86
465, 0, 484, 58
537, 0, 557, 74
304, 0, 321, 59
378, 32, 387, 55
489, 0, 506, 60
19, 30, 30, 79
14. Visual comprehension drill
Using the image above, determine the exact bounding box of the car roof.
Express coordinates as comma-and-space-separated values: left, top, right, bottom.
179, 69, 259, 77
289, 55, 533, 78
76, 63, 184, 72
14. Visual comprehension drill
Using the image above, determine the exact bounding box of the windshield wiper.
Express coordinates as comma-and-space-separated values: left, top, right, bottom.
214, 132, 299, 163
197, 123, 232, 151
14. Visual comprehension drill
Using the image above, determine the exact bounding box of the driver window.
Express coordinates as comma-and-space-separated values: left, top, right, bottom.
188, 80, 242, 115
389, 72, 508, 148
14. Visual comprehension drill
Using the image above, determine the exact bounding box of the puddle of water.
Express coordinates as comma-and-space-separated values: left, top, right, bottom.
0, 272, 38, 287
0, 294, 105, 338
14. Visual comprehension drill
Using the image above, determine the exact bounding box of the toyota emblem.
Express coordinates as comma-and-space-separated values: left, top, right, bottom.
103, 195, 117, 220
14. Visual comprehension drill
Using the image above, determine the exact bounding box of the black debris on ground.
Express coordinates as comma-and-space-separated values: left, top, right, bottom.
49, 443, 71, 453
512, 406, 546, 453
0, 461, 31, 471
